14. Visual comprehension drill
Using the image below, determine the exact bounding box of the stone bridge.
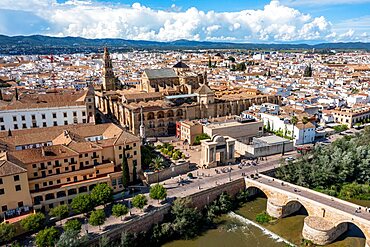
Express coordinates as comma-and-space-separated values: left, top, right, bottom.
245, 174, 370, 247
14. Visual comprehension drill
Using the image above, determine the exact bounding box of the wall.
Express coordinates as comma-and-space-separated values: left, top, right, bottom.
235, 140, 293, 157
144, 161, 193, 184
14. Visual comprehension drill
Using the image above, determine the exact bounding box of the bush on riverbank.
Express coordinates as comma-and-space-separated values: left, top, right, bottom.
255, 211, 274, 224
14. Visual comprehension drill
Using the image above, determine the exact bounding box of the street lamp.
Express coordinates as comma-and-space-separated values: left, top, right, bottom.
228, 163, 231, 181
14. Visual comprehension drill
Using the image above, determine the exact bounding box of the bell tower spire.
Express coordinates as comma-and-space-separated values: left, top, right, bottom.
102, 47, 116, 91
139, 106, 146, 144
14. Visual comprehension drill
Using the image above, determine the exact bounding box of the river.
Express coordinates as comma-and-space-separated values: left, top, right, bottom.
164, 197, 367, 247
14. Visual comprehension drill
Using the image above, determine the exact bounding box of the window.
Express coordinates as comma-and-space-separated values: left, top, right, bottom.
133, 143, 136, 147
119, 154, 123, 159
43, 182, 47, 186
48, 181, 53, 185
2, 205, 7, 212
55, 160, 60, 166
82, 119, 86, 123
52, 113, 57, 118
85, 153, 88, 157
14, 175, 20, 181
0, 117, 3, 122
0, 125, 4, 130
57, 179, 61, 184
14, 124, 18, 129
21, 115, 25, 121
13, 116, 17, 121
56, 168, 60, 174
73, 112, 77, 117
67, 178, 71, 182
64, 121, 68, 125
0, 188, 4, 195
22, 123, 27, 129
63, 112, 67, 118
31, 115, 36, 120
15, 185, 21, 191
134, 151, 137, 156
18, 201, 23, 207
43, 122, 47, 127
53, 121, 57, 126
64, 159, 68, 163
48, 170, 52, 174
33, 172, 38, 177
0, 178, 2, 184
41, 114, 45, 119
32, 122, 37, 128
82, 111, 86, 116
65, 167, 69, 171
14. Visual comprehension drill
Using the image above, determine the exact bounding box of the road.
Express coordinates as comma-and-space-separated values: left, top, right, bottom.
254, 176, 370, 221
162, 151, 297, 198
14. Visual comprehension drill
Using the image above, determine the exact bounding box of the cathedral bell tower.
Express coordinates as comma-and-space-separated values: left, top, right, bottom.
102, 47, 116, 91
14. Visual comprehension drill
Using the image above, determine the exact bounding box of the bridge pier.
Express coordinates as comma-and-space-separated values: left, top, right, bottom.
302, 216, 348, 245
266, 198, 302, 218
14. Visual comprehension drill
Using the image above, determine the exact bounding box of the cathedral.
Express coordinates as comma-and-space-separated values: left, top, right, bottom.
95, 48, 281, 137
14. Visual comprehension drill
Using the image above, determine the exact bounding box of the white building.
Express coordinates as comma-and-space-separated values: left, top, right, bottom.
0, 89, 95, 131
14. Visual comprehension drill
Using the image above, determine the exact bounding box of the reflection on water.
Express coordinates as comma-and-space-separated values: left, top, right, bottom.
164, 197, 367, 247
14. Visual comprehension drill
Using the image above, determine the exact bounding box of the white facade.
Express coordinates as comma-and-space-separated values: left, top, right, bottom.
0, 106, 88, 131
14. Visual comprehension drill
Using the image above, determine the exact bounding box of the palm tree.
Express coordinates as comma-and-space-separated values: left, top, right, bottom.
150, 156, 165, 183
302, 116, 309, 144
290, 116, 298, 140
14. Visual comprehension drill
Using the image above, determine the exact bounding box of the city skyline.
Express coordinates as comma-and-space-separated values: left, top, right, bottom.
0, 0, 369, 43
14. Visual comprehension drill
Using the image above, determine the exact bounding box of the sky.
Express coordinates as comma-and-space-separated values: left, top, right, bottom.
0, 0, 369, 43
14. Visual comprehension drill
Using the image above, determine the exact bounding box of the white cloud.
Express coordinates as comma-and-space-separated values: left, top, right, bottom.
0, 0, 366, 42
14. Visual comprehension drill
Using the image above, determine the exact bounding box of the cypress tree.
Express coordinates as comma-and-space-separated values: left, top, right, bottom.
122, 150, 130, 188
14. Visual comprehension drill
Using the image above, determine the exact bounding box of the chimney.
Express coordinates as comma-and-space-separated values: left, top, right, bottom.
41, 146, 45, 157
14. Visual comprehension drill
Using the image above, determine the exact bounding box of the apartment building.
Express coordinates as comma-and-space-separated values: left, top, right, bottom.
0, 88, 95, 131
0, 123, 140, 216
331, 106, 370, 127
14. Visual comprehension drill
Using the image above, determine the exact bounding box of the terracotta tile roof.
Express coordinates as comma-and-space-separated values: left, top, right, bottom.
0, 160, 26, 177
8, 145, 79, 164
67, 142, 103, 153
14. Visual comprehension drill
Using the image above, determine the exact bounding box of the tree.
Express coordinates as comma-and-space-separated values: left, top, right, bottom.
71, 194, 94, 215
0, 223, 16, 243
56, 230, 86, 247
149, 184, 167, 202
64, 219, 82, 232
91, 183, 113, 207
35, 227, 59, 247
194, 133, 211, 145
131, 194, 147, 211
112, 204, 129, 221
302, 116, 309, 144
20, 212, 45, 232
89, 210, 106, 230
49, 204, 69, 223
208, 57, 212, 68
303, 64, 313, 77
228, 56, 235, 63
171, 197, 202, 239
290, 116, 298, 140
122, 150, 130, 188
150, 157, 165, 183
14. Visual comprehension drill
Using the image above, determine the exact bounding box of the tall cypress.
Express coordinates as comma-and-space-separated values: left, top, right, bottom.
122, 150, 130, 188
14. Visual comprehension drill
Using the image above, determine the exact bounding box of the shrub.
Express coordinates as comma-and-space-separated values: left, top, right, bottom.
256, 211, 273, 224
64, 219, 82, 232
20, 213, 45, 232
35, 227, 59, 247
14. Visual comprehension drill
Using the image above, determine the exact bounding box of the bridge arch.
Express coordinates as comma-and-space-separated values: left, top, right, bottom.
282, 199, 310, 217
245, 185, 272, 199
335, 220, 369, 243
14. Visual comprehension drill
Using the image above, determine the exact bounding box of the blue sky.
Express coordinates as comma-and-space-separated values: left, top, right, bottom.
0, 0, 369, 43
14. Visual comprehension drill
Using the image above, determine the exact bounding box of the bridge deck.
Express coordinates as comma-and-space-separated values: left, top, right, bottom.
253, 176, 370, 222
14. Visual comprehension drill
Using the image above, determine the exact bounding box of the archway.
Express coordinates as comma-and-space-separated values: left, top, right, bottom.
282, 200, 309, 218
333, 222, 367, 247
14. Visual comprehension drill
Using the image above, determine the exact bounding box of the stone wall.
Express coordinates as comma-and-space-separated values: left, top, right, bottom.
86, 204, 171, 247
188, 178, 246, 209
144, 161, 193, 184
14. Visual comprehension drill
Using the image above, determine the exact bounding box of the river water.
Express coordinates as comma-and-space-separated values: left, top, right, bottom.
164, 197, 367, 247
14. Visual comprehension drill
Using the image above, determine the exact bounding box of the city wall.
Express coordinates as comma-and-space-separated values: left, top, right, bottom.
144, 161, 193, 184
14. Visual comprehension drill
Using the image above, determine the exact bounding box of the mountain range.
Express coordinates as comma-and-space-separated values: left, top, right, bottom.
0, 35, 369, 55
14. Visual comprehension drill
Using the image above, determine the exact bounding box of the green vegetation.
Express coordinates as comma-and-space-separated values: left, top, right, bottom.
141, 145, 157, 170
131, 194, 148, 211
20, 212, 45, 232
276, 127, 370, 201
157, 143, 184, 160
194, 133, 211, 145
149, 184, 167, 202
35, 227, 60, 247
333, 124, 348, 132
0, 223, 16, 243
303, 64, 313, 77
63, 219, 82, 232
56, 230, 86, 247
90, 183, 113, 207
89, 209, 106, 230
71, 194, 94, 215
255, 211, 274, 224
112, 204, 129, 220
122, 149, 130, 188
49, 205, 69, 221
230, 62, 246, 71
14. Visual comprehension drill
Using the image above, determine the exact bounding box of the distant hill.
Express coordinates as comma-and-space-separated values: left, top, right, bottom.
0, 34, 369, 55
